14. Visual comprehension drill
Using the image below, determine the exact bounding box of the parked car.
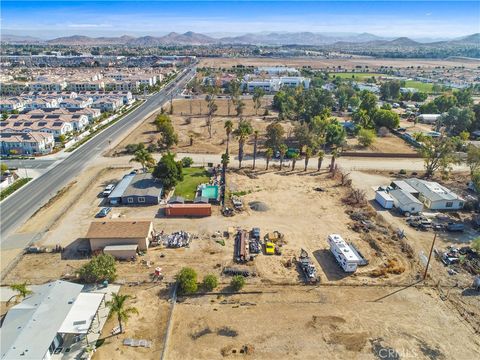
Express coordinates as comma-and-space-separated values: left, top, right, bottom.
96, 207, 112, 218
251, 227, 260, 241
446, 222, 465, 232
102, 184, 115, 197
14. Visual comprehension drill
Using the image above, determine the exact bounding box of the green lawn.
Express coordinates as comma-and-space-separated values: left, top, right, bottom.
330, 72, 383, 81
174, 167, 210, 200
403, 80, 434, 93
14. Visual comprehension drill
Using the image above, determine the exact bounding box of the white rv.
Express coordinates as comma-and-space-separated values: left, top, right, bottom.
327, 234, 360, 272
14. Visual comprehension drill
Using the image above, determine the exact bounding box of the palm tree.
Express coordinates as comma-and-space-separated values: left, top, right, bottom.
317, 150, 325, 172
291, 152, 299, 171
106, 293, 139, 334
279, 144, 288, 170
130, 148, 155, 172
252, 130, 259, 170
8, 282, 32, 304
221, 152, 230, 169
330, 148, 339, 172
304, 147, 312, 171
224, 120, 233, 154
265, 148, 273, 170
234, 120, 253, 169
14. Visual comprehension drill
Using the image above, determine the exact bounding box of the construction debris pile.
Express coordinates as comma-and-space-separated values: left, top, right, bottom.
435, 245, 480, 275
163, 231, 192, 248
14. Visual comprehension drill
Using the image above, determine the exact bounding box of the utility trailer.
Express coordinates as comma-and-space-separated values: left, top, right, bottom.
234, 230, 248, 262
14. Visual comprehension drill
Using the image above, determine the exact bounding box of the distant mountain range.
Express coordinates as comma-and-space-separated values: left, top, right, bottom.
2, 31, 479, 48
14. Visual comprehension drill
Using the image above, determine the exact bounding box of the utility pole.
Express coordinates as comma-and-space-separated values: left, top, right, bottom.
423, 232, 437, 281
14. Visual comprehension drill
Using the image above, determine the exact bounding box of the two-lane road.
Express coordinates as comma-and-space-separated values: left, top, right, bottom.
0, 67, 196, 242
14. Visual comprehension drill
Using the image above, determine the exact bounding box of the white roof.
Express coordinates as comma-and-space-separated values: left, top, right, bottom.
0, 280, 83, 360
376, 191, 394, 201
104, 244, 139, 251
328, 234, 360, 262
59, 292, 104, 334
405, 178, 463, 202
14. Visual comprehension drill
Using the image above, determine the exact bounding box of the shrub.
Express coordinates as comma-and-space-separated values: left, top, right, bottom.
181, 157, 194, 168
176, 267, 198, 294
230, 275, 245, 292
77, 254, 117, 283
202, 274, 218, 291
357, 128, 376, 147
399, 169, 407, 175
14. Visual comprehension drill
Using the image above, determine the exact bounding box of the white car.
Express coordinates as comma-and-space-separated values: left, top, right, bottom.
102, 184, 115, 197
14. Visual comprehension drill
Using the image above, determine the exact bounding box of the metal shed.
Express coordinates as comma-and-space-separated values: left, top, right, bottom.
103, 244, 138, 260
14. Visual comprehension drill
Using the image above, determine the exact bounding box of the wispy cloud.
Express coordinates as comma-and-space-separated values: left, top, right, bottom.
67, 23, 112, 29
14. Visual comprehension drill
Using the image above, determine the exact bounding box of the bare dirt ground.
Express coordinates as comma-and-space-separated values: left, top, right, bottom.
112, 98, 295, 156
198, 57, 479, 69
169, 285, 479, 360
94, 284, 170, 360
346, 134, 417, 154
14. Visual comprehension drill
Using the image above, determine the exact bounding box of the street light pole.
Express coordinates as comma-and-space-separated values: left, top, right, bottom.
423, 232, 437, 281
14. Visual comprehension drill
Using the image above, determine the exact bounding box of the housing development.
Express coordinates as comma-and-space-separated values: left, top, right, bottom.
1, 1, 480, 360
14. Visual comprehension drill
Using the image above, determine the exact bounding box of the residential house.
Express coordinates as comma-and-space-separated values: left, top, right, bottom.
404, 178, 464, 210
108, 173, 163, 205
0, 131, 55, 155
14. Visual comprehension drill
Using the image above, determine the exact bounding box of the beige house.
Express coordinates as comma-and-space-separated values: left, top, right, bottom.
86, 220, 154, 251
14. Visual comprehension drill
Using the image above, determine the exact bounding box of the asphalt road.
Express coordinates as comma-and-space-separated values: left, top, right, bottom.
0, 66, 196, 241
2, 159, 57, 170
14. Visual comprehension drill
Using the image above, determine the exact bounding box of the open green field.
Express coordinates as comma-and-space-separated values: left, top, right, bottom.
329, 72, 383, 81
403, 80, 434, 93
174, 167, 210, 200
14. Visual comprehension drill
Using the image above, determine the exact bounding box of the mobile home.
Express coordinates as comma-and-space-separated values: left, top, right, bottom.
327, 234, 360, 273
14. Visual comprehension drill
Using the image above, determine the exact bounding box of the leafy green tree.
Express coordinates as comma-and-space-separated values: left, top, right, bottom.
129, 148, 155, 172
234, 120, 253, 169
235, 100, 246, 118
325, 120, 346, 147
78, 254, 117, 283
202, 274, 218, 291
471, 237, 480, 253
453, 88, 473, 107
265, 122, 285, 150
352, 109, 373, 129
373, 109, 400, 129
419, 101, 439, 114
293, 122, 314, 150
106, 293, 139, 334
466, 145, 480, 175
152, 152, 183, 190
358, 128, 376, 147
411, 92, 428, 102
380, 80, 401, 100
418, 135, 457, 178
125, 142, 145, 154
252, 87, 265, 115
176, 267, 198, 294
265, 148, 273, 170
58, 134, 66, 143
1, 163, 8, 175
359, 91, 378, 117
441, 107, 475, 136
224, 120, 234, 153
434, 93, 458, 113
230, 275, 245, 291
154, 114, 178, 149
181, 157, 194, 168
8, 282, 32, 303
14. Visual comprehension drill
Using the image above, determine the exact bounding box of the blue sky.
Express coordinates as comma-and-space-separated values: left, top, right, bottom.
2, 1, 479, 39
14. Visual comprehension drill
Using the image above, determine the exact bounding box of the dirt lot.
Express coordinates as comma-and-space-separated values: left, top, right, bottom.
112, 98, 295, 156
94, 284, 170, 360
346, 133, 417, 154
198, 57, 479, 69
169, 285, 479, 360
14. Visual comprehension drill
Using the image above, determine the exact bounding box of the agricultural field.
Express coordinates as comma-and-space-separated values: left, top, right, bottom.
329, 72, 383, 81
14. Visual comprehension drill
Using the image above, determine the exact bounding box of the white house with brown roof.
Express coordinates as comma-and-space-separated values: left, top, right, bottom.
86, 220, 154, 251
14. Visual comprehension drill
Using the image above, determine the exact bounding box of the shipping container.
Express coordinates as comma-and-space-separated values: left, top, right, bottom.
165, 204, 212, 217
375, 191, 394, 209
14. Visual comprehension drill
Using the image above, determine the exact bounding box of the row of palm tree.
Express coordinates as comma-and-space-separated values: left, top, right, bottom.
223, 120, 337, 172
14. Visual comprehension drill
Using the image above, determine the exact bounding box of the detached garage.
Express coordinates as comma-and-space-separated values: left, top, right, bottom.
86, 220, 154, 251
